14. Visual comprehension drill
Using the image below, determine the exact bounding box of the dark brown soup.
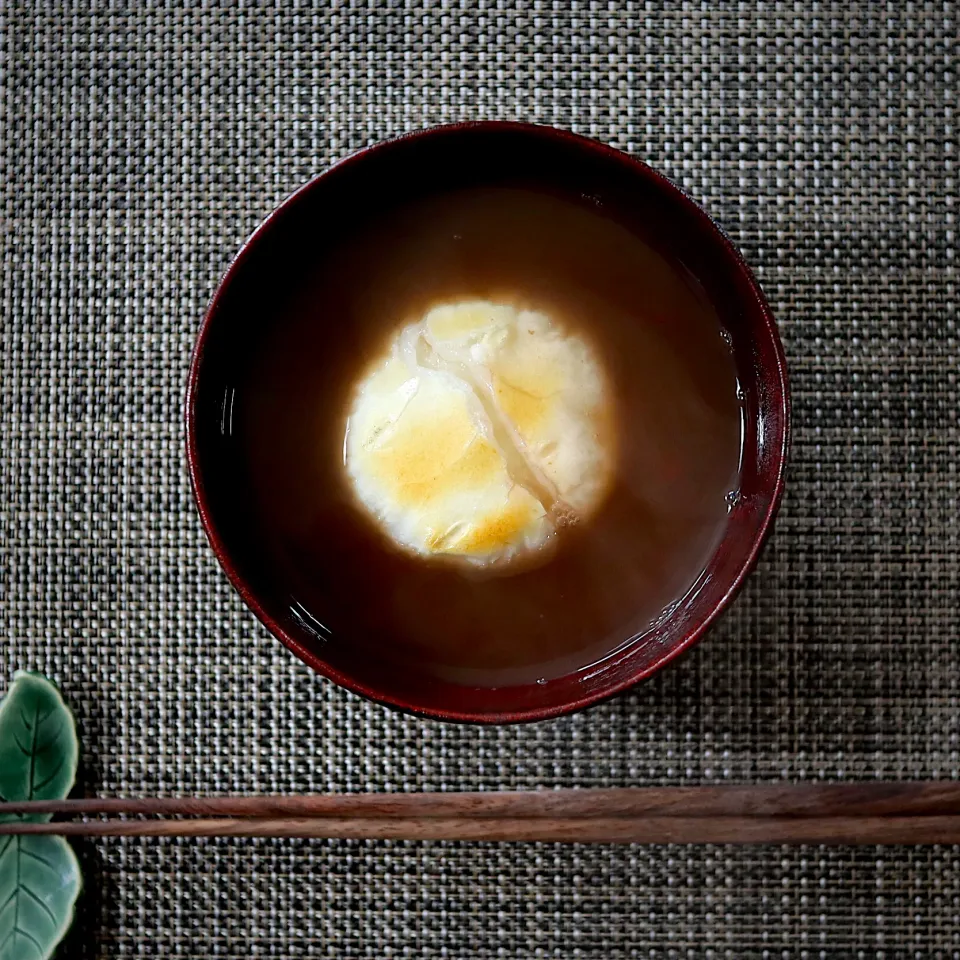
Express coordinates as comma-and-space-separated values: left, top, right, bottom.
237, 186, 742, 686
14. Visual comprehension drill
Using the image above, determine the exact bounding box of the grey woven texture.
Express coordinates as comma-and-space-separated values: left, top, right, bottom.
2, 1, 958, 956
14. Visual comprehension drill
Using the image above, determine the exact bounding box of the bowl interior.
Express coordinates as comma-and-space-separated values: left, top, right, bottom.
188, 123, 788, 722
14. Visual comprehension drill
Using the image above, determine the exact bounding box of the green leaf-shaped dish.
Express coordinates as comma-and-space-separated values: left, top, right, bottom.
0, 673, 81, 960
0, 673, 78, 822
0, 835, 80, 960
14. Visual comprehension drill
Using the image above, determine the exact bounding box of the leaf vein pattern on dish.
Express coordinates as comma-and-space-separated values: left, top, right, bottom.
344, 300, 616, 571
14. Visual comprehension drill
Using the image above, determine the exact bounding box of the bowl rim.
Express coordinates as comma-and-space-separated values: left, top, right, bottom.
185, 120, 791, 724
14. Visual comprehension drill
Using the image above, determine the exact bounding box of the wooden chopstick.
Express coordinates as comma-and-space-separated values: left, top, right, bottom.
3, 785, 960, 844
4, 783, 960, 821
5, 815, 960, 844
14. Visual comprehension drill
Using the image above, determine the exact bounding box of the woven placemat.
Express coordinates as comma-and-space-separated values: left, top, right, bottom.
2, 3, 958, 956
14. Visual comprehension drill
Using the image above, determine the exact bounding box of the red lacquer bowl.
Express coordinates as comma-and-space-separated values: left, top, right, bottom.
186, 122, 789, 724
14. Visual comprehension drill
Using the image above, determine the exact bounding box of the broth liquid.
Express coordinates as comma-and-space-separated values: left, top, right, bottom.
239, 187, 742, 686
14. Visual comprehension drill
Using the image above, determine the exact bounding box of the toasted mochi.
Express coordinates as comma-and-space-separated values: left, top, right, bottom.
423, 302, 612, 513
344, 301, 614, 568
